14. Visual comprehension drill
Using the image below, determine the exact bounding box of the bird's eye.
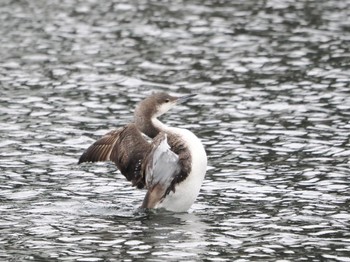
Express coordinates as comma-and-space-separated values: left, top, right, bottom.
165, 99, 170, 103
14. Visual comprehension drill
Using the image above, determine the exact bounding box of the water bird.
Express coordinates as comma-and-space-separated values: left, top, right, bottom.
79, 92, 207, 212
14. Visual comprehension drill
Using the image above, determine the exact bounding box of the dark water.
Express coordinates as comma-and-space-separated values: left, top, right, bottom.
1, 0, 350, 261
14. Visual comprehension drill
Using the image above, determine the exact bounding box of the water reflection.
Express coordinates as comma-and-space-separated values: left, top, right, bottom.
1, 0, 350, 261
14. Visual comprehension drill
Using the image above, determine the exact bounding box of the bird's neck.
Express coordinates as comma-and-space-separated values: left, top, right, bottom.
134, 114, 167, 139
151, 117, 169, 134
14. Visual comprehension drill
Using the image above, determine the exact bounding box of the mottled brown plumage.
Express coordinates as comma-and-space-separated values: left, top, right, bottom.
79, 123, 150, 188
78, 123, 191, 197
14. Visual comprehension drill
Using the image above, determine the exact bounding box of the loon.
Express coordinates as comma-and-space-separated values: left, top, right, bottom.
78, 92, 207, 212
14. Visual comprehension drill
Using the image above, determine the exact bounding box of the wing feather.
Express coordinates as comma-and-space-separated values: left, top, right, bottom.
79, 124, 151, 188
141, 133, 181, 208
78, 129, 121, 163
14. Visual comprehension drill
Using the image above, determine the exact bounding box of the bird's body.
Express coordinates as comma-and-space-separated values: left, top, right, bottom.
79, 92, 207, 212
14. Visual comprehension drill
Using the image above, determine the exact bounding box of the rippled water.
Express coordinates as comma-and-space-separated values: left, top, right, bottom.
1, 0, 350, 261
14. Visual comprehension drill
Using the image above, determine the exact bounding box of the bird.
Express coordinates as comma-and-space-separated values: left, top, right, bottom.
78, 92, 207, 212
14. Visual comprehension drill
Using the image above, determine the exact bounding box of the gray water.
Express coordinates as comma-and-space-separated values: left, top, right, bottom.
1, 0, 350, 261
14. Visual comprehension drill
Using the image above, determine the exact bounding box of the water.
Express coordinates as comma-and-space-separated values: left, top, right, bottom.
1, 0, 349, 261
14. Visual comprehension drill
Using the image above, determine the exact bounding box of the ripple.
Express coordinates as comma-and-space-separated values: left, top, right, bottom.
1, 0, 350, 261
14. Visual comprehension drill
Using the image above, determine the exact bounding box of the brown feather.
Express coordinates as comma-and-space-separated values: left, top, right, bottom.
78, 129, 120, 164
140, 133, 183, 208
164, 133, 192, 195
141, 184, 166, 208
79, 124, 151, 188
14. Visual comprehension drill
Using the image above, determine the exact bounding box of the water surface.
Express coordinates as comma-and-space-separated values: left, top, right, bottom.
1, 0, 349, 261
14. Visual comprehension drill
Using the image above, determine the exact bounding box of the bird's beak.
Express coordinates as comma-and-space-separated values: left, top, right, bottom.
176, 94, 197, 104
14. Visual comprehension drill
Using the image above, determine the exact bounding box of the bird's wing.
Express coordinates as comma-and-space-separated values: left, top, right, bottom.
78, 129, 122, 164
78, 123, 150, 188
141, 133, 181, 208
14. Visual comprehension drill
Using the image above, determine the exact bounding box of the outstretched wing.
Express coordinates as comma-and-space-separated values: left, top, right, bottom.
79, 123, 150, 188
78, 129, 122, 164
141, 133, 181, 208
